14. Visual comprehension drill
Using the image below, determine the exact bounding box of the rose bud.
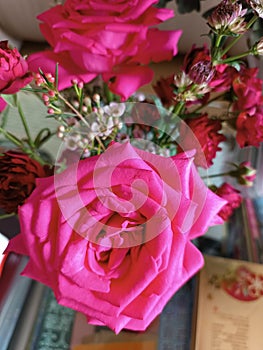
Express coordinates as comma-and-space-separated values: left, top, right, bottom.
0, 41, 32, 94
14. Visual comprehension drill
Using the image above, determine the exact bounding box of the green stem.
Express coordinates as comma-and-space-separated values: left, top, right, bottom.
57, 91, 105, 152
0, 212, 16, 220
0, 127, 23, 147
17, 101, 35, 149
171, 101, 185, 119
57, 91, 90, 127
191, 92, 227, 115
219, 51, 252, 64
203, 172, 231, 179
220, 15, 259, 58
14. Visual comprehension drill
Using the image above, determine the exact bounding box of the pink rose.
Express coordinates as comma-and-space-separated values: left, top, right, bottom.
7, 142, 225, 333
0, 41, 32, 94
27, 0, 182, 100
178, 114, 226, 168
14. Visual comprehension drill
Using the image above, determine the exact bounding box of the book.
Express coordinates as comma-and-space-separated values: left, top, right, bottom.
192, 255, 263, 350
26, 286, 75, 350
70, 311, 160, 350
7, 281, 46, 350
0, 253, 32, 350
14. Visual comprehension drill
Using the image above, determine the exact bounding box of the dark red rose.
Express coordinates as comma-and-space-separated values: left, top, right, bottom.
0, 150, 52, 214
212, 182, 242, 221
0, 40, 32, 94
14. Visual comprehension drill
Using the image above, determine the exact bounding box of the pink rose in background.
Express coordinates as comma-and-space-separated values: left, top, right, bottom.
178, 114, 226, 168
6, 142, 225, 333
0, 41, 32, 95
27, 0, 182, 100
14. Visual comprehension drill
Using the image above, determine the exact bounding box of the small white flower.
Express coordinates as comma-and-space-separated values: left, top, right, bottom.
64, 134, 82, 151
103, 102, 126, 117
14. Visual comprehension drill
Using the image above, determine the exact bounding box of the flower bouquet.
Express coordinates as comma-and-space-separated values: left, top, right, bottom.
0, 0, 261, 334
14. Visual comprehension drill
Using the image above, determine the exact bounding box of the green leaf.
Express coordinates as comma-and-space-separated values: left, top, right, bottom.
34, 128, 54, 148
0, 105, 10, 128
1, 93, 18, 107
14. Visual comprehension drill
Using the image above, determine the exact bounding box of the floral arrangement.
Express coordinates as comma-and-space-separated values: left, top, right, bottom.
0, 0, 261, 334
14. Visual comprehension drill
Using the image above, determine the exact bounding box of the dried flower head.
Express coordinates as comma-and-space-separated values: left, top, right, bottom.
247, 0, 263, 18
208, 0, 247, 35
251, 37, 263, 55
173, 72, 211, 102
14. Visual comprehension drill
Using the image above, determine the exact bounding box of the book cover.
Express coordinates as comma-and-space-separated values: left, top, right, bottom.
0, 253, 32, 350
193, 255, 263, 350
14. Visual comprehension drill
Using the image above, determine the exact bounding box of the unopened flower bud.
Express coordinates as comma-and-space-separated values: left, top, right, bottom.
247, 0, 263, 18
71, 79, 78, 85
92, 93, 100, 104
82, 105, 88, 113
84, 96, 92, 106
45, 73, 55, 83
252, 38, 263, 55
42, 94, 49, 103
78, 81, 84, 89
58, 125, 66, 133
229, 161, 256, 187
57, 131, 64, 138
48, 108, 55, 114
48, 90, 56, 97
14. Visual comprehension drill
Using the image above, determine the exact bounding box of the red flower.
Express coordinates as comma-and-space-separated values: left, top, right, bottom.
0, 150, 52, 214
212, 183, 242, 221
236, 107, 263, 147
178, 114, 226, 168
0, 41, 32, 94
153, 75, 175, 107
182, 45, 215, 84
209, 63, 238, 92
232, 67, 263, 112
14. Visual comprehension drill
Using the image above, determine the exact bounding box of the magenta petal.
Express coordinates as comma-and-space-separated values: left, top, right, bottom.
103, 65, 154, 100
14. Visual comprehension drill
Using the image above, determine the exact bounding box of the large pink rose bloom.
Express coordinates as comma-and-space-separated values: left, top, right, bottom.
0, 41, 32, 94
27, 0, 182, 100
6, 142, 225, 333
